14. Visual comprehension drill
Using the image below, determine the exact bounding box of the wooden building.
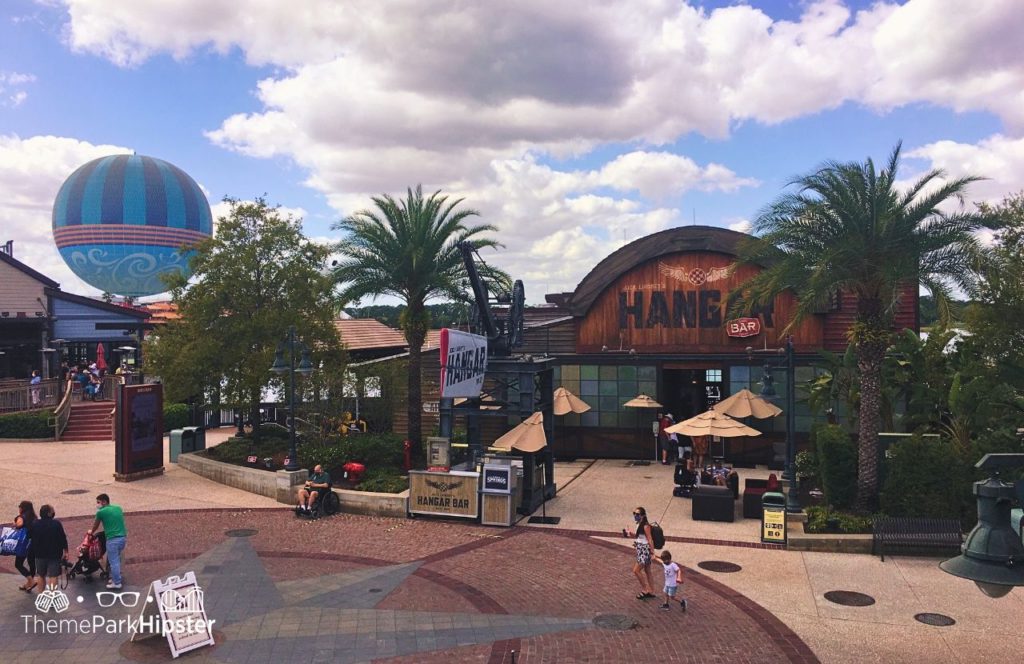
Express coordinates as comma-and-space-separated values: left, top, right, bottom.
523, 226, 917, 461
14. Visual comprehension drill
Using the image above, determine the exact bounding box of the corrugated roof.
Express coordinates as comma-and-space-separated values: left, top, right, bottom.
334, 318, 407, 351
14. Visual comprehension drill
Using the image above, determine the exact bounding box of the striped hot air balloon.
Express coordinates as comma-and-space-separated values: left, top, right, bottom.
52, 154, 213, 297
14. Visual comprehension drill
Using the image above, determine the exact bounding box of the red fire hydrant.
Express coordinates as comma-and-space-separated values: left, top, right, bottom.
342, 461, 366, 483
403, 439, 412, 472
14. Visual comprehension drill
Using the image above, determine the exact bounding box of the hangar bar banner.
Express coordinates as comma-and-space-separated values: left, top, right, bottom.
439, 328, 488, 398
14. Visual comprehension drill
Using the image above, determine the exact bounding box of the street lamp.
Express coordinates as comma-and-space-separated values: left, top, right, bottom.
270, 325, 314, 472
940, 453, 1024, 598
748, 336, 799, 513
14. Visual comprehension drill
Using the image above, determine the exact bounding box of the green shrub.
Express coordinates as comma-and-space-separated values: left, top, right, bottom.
163, 403, 189, 431
881, 434, 971, 522
351, 467, 408, 493
804, 506, 873, 534
301, 433, 405, 477
795, 450, 817, 480
815, 424, 857, 509
0, 410, 53, 438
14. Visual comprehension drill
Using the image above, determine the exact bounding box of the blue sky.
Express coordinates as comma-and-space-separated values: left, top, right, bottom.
1, 0, 1022, 303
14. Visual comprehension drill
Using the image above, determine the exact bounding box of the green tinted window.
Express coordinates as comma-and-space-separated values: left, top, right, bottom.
637, 366, 656, 381
638, 381, 657, 396
561, 365, 580, 380
618, 365, 637, 380
599, 365, 617, 381
599, 381, 617, 396
580, 380, 599, 396
581, 365, 599, 380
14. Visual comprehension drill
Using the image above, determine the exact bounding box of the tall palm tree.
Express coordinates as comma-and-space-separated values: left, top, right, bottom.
331, 185, 502, 454
734, 142, 994, 511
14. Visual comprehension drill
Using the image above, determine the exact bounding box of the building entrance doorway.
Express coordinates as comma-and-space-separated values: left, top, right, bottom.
662, 365, 724, 424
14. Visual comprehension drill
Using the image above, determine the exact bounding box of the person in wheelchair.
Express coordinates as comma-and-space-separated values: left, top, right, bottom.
295, 465, 337, 516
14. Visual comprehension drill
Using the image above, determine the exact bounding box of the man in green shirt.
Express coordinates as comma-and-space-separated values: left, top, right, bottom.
296, 465, 331, 514
88, 494, 126, 590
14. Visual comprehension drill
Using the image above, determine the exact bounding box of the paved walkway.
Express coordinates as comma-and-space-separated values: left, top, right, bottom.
1, 435, 1022, 662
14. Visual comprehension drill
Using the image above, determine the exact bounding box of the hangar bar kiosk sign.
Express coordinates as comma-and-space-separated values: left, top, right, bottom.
439, 328, 488, 399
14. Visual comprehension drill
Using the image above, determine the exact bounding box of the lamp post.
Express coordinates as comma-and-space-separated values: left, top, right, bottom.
270, 325, 314, 472
749, 336, 799, 513
940, 453, 1024, 598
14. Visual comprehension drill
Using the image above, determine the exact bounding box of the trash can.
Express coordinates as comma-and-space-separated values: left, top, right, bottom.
761, 491, 787, 544
182, 426, 205, 452
169, 429, 185, 463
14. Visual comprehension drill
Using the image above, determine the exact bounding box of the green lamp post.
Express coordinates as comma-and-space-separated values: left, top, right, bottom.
940, 453, 1024, 598
270, 325, 314, 472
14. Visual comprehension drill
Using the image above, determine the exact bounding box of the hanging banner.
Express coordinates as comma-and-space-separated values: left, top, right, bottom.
439, 328, 488, 398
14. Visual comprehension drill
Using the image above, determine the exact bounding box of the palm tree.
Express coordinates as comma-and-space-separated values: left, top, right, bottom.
331, 185, 502, 454
734, 142, 994, 511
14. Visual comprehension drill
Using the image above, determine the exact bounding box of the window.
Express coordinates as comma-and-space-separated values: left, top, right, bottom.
705, 369, 722, 383
557, 364, 657, 428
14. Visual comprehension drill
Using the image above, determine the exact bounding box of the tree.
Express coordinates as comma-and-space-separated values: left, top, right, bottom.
331, 186, 502, 454
734, 143, 994, 511
145, 198, 343, 433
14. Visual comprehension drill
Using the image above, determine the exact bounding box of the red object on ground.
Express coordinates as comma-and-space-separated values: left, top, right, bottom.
342, 461, 366, 482
402, 440, 412, 472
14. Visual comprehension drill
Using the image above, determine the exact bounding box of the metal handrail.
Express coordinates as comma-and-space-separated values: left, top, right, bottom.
0, 378, 61, 414
52, 380, 75, 440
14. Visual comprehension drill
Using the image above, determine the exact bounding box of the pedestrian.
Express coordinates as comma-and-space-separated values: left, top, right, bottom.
29, 504, 67, 594
653, 549, 686, 611
29, 370, 41, 406
658, 413, 671, 464
692, 434, 709, 469
13, 500, 37, 592
89, 493, 127, 590
629, 506, 656, 600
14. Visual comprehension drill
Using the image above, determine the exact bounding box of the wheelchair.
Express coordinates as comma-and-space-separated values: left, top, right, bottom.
295, 483, 340, 519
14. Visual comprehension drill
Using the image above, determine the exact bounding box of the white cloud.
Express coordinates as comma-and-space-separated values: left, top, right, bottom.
726, 218, 753, 234
0, 134, 132, 295
44, 0, 1024, 293
0, 71, 36, 106
907, 134, 1024, 205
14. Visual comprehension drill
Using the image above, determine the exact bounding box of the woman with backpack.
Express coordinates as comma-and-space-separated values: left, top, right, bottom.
630, 506, 656, 599
13, 500, 36, 591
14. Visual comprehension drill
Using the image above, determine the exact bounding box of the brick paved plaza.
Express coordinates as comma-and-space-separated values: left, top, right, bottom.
0, 509, 814, 663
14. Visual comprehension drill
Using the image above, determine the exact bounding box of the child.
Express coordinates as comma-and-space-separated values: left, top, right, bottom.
653, 550, 686, 611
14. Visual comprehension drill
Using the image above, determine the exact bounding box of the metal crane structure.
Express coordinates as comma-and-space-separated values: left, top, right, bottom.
438, 241, 555, 514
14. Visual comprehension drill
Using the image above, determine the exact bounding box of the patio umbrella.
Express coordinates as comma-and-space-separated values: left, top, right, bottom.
623, 393, 663, 462
553, 387, 590, 416
493, 412, 557, 523
493, 411, 547, 453
666, 409, 761, 438
712, 388, 782, 419
95, 343, 108, 372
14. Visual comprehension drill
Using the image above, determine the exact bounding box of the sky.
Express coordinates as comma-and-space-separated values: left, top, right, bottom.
1, 0, 1022, 305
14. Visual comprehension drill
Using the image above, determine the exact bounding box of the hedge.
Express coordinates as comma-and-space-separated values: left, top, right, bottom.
815, 424, 857, 509
163, 403, 189, 432
881, 434, 971, 522
0, 410, 53, 439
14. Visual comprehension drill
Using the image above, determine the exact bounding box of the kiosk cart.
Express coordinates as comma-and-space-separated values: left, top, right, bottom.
480, 456, 523, 526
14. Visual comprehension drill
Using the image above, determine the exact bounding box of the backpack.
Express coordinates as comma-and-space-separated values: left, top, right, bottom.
649, 521, 665, 549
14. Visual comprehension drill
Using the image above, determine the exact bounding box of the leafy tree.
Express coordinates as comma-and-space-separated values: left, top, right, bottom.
145, 198, 343, 434
331, 185, 503, 453
734, 143, 994, 511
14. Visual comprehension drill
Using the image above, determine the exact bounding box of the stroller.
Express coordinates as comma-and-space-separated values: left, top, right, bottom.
64, 531, 109, 582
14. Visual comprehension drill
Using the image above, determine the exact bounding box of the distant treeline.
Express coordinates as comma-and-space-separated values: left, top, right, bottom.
346, 303, 474, 330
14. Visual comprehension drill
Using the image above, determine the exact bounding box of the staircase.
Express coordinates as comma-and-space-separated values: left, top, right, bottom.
61, 401, 113, 441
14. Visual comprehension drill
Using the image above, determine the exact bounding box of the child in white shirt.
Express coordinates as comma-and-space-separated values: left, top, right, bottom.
653, 549, 686, 611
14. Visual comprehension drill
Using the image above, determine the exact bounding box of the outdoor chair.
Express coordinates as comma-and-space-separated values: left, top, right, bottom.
692, 485, 735, 522
742, 474, 780, 519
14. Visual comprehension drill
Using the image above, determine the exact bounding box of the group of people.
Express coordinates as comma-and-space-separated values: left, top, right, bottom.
629, 506, 687, 612
68, 362, 105, 401
8, 494, 128, 594
657, 411, 710, 468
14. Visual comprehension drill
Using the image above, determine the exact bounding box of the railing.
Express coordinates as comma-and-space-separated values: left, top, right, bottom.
0, 379, 61, 414
52, 380, 75, 439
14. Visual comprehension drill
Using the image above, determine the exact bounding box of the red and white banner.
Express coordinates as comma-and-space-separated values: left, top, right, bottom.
439, 329, 488, 398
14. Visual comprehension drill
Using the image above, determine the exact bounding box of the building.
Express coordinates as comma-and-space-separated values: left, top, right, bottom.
522, 225, 917, 461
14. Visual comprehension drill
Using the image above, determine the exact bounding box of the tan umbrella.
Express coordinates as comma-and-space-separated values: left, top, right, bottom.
553, 387, 591, 416
666, 409, 761, 438
623, 393, 663, 409
712, 388, 782, 419
493, 411, 547, 453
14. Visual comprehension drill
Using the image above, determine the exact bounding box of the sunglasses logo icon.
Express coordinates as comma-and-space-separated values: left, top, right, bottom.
96, 591, 141, 608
